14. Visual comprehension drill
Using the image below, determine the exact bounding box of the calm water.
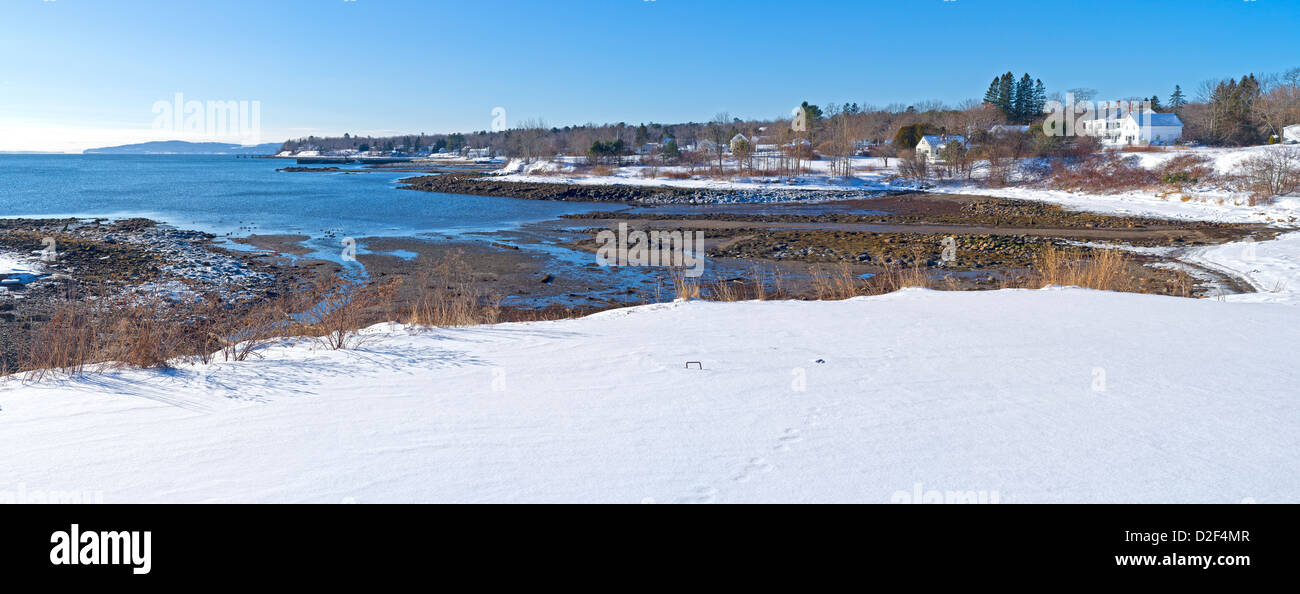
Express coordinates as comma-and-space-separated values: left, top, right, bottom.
0, 154, 621, 260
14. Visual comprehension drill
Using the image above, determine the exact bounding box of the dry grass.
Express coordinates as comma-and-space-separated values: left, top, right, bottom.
1031, 246, 1127, 291
7, 271, 407, 380
670, 268, 701, 300
404, 251, 502, 328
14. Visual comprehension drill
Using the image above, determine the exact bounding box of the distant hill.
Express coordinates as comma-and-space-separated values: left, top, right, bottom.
83, 140, 282, 155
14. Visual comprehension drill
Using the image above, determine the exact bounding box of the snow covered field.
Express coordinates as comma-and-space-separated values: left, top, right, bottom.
2, 288, 1296, 503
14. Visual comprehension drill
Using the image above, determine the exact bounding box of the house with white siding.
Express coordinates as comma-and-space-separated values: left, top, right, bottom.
1079, 111, 1183, 146
1284, 124, 1300, 144
915, 135, 967, 162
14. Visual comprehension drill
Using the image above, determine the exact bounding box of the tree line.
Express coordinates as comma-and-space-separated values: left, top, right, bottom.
279, 65, 1300, 161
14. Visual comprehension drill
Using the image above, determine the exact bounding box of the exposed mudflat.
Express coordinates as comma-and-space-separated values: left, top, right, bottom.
398, 172, 875, 204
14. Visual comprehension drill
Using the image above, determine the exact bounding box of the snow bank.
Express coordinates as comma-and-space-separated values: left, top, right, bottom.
1186, 230, 1300, 304
2, 288, 1296, 503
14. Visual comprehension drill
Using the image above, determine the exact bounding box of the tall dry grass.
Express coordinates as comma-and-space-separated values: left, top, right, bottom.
404, 251, 502, 327
7, 270, 409, 380
670, 268, 701, 300
1031, 246, 1127, 291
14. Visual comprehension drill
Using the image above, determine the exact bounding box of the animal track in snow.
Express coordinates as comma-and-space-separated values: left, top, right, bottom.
732, 457, 775, 483
774, 428, 803, 452
676, 485, 718, 504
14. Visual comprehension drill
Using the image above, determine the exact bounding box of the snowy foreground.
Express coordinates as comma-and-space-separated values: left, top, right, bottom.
2, 288, 1297, 503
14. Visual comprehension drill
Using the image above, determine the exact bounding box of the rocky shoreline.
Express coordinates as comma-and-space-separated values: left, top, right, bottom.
398, 172, 880, 205
0, 218, 282, 300
0, 217, 304, 371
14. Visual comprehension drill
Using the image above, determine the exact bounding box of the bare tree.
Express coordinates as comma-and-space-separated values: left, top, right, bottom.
707, 112, 731, 173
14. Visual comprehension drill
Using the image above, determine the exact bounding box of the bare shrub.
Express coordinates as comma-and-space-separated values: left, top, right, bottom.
299, 272, 402, 350
898, 150, 928, 181
1048, 152, 1158, 193
1237, 146, 1300, 204
1156, 154, 1215, 187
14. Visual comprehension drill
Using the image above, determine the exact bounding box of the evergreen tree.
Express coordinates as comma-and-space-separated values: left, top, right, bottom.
662, 138, 680, 160
1010, 73, 1034, 123
1168, 85, 1186, 111
984, 77, 1001, 105
1033, 79, 1047, 117
996, 72, 1015, 117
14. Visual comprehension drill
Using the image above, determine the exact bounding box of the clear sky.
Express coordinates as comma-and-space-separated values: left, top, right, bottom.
2, 0, 1297, 152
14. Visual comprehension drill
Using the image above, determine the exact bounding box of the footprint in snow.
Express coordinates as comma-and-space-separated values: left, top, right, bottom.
676, 486, 718, 504
775, 428, 803, 452
732, 457, 775, 483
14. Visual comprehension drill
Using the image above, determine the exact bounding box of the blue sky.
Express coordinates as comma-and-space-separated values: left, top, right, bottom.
1, 0, 1296, 151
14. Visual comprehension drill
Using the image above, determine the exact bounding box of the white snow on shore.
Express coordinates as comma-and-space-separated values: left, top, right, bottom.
1185, 231, 1300, 304
927, 183, 1300, 226
495, 146, 1300, 225
2, 288, 1296, 503
0, 252, 42, 276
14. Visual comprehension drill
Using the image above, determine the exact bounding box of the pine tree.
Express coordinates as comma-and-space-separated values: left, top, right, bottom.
996, 72, 1015, 117
1033, 79, 1047, 118
662, 139, 680, 159
1012, 73, 1034, 123
1168, 85, 1186, 112
984, 77, 1001, 105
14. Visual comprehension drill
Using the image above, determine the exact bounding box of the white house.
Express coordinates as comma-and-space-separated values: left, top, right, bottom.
915, 135, 967, 162
689, 139, 720, 153
729, 133, 750, 153
1283, 124, 1300, 144
1079, 111, 1183, 146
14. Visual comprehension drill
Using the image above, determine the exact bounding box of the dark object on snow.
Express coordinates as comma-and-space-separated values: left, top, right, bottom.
685, 361, 702, 369
815, 359, 825, 364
